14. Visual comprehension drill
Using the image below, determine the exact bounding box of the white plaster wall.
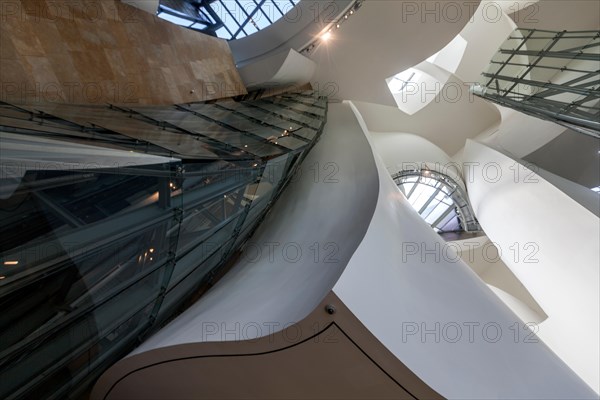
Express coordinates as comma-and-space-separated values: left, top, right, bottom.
332, 101, 597, 399
237, 49, 316, 90
463, 139, 600, 393
369, 132, 452, 176
351, 94, 500, 157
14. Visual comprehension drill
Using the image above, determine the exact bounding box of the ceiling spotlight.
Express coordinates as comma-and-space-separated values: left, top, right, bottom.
336, 24, 340, 28
321, 31, 332, 41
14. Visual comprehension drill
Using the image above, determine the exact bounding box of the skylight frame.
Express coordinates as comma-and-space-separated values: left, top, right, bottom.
157, 0, 299, 40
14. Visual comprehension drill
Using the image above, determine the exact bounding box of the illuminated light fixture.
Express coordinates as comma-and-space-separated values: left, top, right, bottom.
344, 14, 348, 19
149, 248, 154, 253
350, 9, 354, 14
0, 276, 5, 280
3, 261, 18, 266
321, 31, 332, 41
336, 24, 340, 28
244, 144, 248, 148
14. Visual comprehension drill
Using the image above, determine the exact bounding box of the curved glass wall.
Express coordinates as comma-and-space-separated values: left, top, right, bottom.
393, 169, 481, 233
0, 91, 327, 399
157, 0, 300, 40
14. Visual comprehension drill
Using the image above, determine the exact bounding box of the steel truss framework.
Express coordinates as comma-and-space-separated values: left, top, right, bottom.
471, 28, 600, 138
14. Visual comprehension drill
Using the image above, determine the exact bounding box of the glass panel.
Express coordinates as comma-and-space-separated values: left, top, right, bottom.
157, 11, 194, 27
0, 92, 325, 398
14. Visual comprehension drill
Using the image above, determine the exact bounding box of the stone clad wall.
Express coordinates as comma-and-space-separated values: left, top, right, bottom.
0, 0, 247, 105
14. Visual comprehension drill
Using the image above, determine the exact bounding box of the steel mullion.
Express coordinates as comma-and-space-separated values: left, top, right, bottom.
235, 0, 253, 20
253, 0, 272, 23
241, 102, 317, 129
270, 0, 284, 16
489, 60, 593, 74
485, 30, 535, 87
260, 98, 325, 119
551, 41, 600, 54
482, 73, 597, 97
475, 93, 600, 138
418, 187, 442, 215
525, 94, 600, 112
432, 203, 455, 229
498, 49, 600, 61
218, 0, 248, 36
509, 35, 600, 40
176, 104, 290, 153
214, 103, 310, 143
205, 4, 230, 35
232, 0, 268, 39
501, 31, 565, 97
522, 70, 599, 100
112, 105, 243, 157
406, 176, 421, 199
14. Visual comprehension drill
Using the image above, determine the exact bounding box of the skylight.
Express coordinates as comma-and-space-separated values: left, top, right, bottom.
394, 170, 481, 233
387, 68, 421, 94
157, 0, 300, 40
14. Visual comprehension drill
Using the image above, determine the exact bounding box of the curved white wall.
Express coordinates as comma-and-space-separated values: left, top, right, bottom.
106, 101, 598, 399
370, 132, 451, 174
463, 139, 600, 393
129, 102, 380, 354
330, 101, 597, 399
308, 1, 480, 106
351, 92, 500, 157
237, 49, 316, 90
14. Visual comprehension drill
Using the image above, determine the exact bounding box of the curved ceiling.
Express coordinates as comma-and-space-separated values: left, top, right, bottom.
308, 1, 481, 106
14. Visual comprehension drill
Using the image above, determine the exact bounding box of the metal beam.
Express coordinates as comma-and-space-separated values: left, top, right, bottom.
499, 48, 600, 61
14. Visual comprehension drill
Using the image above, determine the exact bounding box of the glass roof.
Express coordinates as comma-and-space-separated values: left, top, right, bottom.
157, 0, 300, 40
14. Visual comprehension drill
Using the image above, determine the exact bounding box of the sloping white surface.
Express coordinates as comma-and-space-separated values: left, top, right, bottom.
237, 49, 316, 90
332, 101, 597, 399
464, 139, 600, 393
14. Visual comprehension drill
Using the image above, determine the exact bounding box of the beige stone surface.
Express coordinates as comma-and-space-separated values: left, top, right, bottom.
0, 0, 246, 105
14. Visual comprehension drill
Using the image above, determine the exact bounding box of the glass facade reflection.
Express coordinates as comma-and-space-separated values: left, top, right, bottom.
0, 91, 327, 399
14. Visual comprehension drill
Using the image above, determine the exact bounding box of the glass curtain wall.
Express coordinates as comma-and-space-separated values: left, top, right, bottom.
0, 91, 327, 399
